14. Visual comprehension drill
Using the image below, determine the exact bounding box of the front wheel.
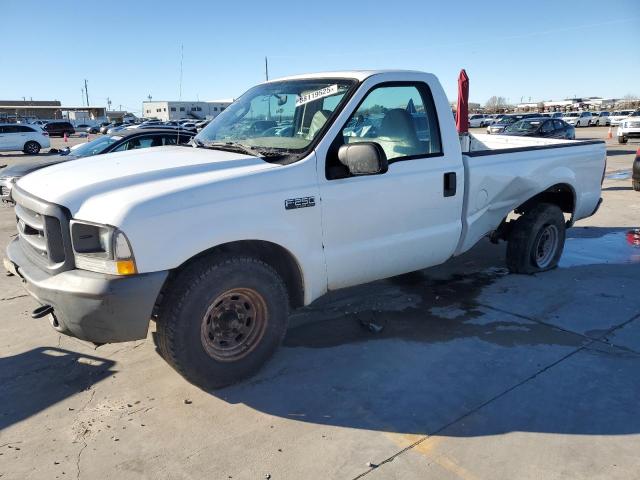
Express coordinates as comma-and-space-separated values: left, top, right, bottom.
618, 136, 628, 144
506, 203, 566, 274
156, 255, 290, 389
633, 180, 640, 191
23, 141, 41, 154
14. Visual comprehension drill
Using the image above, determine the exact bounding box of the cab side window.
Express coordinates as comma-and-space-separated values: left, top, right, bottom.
341, 84, 441, 162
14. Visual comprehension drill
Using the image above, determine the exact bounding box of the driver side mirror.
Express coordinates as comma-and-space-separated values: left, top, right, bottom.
338, 142, 388, 175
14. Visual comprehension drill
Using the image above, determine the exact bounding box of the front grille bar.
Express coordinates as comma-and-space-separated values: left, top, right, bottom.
11, 185, 75, 275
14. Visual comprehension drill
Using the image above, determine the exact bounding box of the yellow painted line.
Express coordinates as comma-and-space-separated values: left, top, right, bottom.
384, 432, 481, 480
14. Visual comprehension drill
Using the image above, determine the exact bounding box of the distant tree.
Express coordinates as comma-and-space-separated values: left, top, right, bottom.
484, 96, 508, 113
366, 104, 388, 115
622, 94, 639, 109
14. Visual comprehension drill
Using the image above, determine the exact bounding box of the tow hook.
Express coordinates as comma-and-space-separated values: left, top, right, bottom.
31, 304, 54, 319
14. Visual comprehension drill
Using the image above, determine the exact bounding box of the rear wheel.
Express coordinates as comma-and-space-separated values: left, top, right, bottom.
23, 141, 41, 154
156, 255, 289, 389
633, 180, 640, 192
506, 203, 566, 274
618, 136, 628, 144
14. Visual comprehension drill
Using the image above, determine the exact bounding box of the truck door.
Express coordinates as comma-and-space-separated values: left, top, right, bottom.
318, 82, 464, 290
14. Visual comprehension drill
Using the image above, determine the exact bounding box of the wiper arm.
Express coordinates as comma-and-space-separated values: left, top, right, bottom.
204, 142, 285, 158
204, 141, 261, 157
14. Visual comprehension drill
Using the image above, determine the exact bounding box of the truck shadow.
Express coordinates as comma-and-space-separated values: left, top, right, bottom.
0, 347, 116, 430
213, 231, 640, 437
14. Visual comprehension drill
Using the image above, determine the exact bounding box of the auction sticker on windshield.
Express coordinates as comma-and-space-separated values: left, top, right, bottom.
296, 85, 339, 107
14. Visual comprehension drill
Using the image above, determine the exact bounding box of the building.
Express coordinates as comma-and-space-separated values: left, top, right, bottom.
142, 99, 233, 121
515, 97, 621, 112
0, 100, 106, 122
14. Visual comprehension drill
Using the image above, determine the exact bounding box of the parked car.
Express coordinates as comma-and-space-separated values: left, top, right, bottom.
0, 123, 50, 155
100, 122, 122, 134
3, 70, 606, 389
86, 125, 100, 134
633, 147, 640, 191
0, 129, 193, 203
502, 117, 575, 139
590, 111, 611, 126
616, 111, 640, 144
44, 121, 75, 137
549, 112, 564, 118
106, 124, 130, 135
486, 114, 538, 134
468, 114, 490, 128
610, 110, 634, 126
561, 111, 592, 127
195, 119, 211, 131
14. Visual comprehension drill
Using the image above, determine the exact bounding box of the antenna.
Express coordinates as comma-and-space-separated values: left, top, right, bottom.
84, 79, 90, 106
265, 56, 269, 81
179, 44, 184, 100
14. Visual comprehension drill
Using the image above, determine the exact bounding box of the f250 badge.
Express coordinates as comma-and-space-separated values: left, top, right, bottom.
285, 196, 316, 210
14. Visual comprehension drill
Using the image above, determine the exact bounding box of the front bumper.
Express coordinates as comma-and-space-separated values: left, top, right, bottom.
5, 237, 168, 343
617, 127, 640, 139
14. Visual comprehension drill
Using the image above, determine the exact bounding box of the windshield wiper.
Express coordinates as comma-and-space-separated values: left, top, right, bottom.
203, 141, 285, 159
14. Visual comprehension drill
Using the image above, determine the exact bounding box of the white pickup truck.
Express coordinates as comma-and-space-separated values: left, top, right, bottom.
4, 70, 606, 389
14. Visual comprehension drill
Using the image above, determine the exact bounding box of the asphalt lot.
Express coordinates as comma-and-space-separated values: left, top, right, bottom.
1, 127, 639, 480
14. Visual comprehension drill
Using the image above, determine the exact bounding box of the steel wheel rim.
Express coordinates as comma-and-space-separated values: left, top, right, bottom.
200, 288, 268, 362
534, 224, 559, 268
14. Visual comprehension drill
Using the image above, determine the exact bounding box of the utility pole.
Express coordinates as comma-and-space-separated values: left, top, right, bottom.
84, 79, 90, 106
179, 44, 184, 101
107, 97, 112, 111
265, 56, 269, 81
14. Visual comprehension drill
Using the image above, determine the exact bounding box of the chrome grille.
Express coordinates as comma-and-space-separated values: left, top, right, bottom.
16, 203, 49, 260
629, 121, 640, 128
0, 185, 10, 197
12, 185, 74, 274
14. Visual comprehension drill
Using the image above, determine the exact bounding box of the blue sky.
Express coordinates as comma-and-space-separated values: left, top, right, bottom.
2, 0, 639, 114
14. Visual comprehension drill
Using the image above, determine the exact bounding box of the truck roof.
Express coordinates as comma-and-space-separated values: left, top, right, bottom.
266, 70, 429, 83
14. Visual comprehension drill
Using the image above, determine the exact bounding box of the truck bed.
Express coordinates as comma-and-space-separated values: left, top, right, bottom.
455, 134, 606, 255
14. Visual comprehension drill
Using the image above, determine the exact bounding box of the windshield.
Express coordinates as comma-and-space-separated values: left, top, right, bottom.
505, 119, 542, 133
68, 135, 122, 157
496, 116, 518, 125
195, 79, 356, 159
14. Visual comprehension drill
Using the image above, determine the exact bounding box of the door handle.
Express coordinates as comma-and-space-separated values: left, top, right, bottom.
443, 172, 457, 197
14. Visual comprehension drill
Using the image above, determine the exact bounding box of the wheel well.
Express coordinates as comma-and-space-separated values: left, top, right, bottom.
162, 240, 305, 311
514, 183, 575, 216
491, 183, 576, 243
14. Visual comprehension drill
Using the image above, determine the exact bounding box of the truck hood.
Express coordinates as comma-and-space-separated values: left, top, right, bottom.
16, 145, 279, 221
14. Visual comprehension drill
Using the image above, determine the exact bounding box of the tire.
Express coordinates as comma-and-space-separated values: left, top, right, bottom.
633, 180, 640, 192
618, 136, 628, 144
156, 255, 289, 389
506, 203, 566, 274
23, 141, 41, 155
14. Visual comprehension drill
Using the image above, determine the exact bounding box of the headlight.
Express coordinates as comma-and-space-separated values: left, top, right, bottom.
70, 220, 137, 275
